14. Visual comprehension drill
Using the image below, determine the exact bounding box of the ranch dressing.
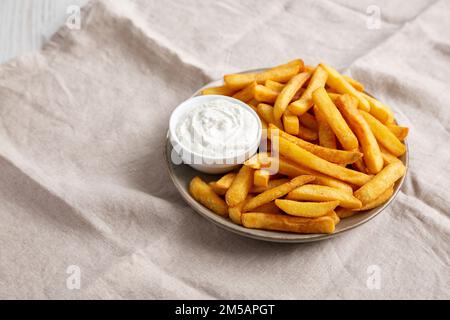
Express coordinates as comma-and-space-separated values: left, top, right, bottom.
176, 99, 259, 158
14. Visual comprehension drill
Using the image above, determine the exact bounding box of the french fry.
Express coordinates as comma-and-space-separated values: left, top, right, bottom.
327, 92, 341, 102
254, 201, 282, 215
224, 59, 304, 90
268, 125, 362, 165
255, 59, 304, 83
379, 146, 401, 166
247, 98, 259, 108
360, 111, 406, 157
254, 85, 279, 103
326, 210, 340, 225
250, 178, 289, 193
275, 199, 340, 218
244, 152, 272, 170
297, 124, 318, 141
229, 195, 253, 225
275, 136, 372, 186
354, 161, 406, 205
265, 79, 285, 92
343, 75, 364, 92
225, 165, 254, 207
232, 81, 256, 102
299, 112, 318, 131
243, 175, 315, 212
289, 66, 328, 115
336, 185, 395, 219
274, 157, 354, 193
358, 185, 394, 211
189, 177, 228, 216
241, 213, 335, 234
274, 72, 311, 120
387, 124, 409, 141
335, 94, 383, 174
282, 111, 300, 135
304, 65, 316, 73
312, 87, 359, 150
257, 103, 284, 130
286, 184, 362, 209
335, 207, 356, 219
314, 105, 337, 149
320, 62, 370, 112
209, 172, 236, 196
254, 169, 270, 188
201, 85, 235, 96
361, 93, 394, 124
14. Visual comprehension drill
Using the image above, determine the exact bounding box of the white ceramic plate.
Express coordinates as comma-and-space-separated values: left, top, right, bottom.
164, 69, 408, 243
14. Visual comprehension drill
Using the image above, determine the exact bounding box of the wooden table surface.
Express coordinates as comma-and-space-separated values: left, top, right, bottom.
0, 0, 88, 63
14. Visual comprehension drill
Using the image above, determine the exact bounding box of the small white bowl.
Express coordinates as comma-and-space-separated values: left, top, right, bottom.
169, 95, 262, 174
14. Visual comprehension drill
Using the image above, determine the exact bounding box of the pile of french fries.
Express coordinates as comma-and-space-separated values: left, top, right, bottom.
189, 59, 408, 234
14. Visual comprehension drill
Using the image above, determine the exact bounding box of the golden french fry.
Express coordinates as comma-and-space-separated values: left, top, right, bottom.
243, 175, 315, 212
275, 199, 340, 218
189, 177, 228, 216
289, 66, 328, 115
268, 125, 362, 165
327, 92, 341, 102
274, 72, 311, 120
226, 165, 254, 206
342, 75, 364, 92
282, 111, 300, 135
314, 105, 337, 149
354, 161, 406, 205
358, 185, 394, 211
250, 178, 289, 193
313, 87, 359, 150
232, 81, 256, 102
242, 213, 335, 234
336, 184, 395, 218
229, 195, 253, 225
379, 146, 401, 166
247, 98, 259, 108
299, 112, 318, 131
320, 62, 370, 111
275, 135, 372, 186
360, 111, 406, 157
209, 172, 236, 196
297, 124, 318, 141
335, 94, 383, 174
265, 79, 285, 92
244, 152, 272, 170
286, 184, 362, 209
387, 124, 409, 141
201, 85, 235, 96
255, 59, 304, 83
257, 103, 284, 130
254, 169, 270, 188
224, 60, 304, 90
304, 65, 316, 73
254, 85, 279, 103
326, 210, 340, 225
254, 201, 282, 215
335, 207, 356, 219
361, 93, 394, 124
273, 157, 354, 193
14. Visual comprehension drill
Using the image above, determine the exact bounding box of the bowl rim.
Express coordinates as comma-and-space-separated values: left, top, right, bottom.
164, 68, 409, 243
169, 94, 262, 162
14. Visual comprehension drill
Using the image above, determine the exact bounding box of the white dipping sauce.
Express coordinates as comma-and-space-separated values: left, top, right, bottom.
176, 99, 259, 158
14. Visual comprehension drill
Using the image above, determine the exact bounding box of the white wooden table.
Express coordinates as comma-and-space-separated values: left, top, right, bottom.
0, 0, 88, 63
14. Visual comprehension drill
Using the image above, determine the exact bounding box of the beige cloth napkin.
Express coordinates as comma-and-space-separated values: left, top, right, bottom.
0, 0, 448, 299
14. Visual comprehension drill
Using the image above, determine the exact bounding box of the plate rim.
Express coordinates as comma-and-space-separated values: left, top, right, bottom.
164, 69, 409, 243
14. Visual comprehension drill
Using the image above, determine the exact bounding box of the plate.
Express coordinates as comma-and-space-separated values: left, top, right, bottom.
164, 69, 408, 243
